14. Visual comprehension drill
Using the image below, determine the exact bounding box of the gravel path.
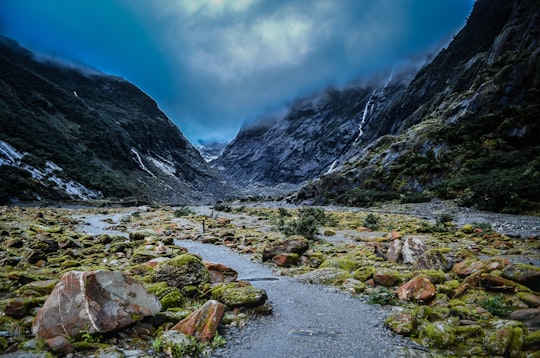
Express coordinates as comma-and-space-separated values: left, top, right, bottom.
179, 240, 422, 358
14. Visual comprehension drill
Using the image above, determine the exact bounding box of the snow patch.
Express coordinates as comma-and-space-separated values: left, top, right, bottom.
147, 154, 176, 177
0, 139, 102, 200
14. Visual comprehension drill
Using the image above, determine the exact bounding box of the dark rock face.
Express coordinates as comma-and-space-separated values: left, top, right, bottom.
214, 81, 407, 186
0, 36, 229, 204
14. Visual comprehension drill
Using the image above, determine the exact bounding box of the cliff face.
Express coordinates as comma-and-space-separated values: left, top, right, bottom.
297, 0, 540, 213
214, 79, 408, 187
0, 36, 228, 204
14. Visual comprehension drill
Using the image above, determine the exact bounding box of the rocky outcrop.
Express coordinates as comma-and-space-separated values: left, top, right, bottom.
214, 80, 407, 186
32, 270, 161, 339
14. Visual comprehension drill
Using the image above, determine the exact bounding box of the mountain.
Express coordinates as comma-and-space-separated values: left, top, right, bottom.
297, 0, 540, 214
217, 0, 540, 214
213, 75, 410, 187
0, 36, 229, 204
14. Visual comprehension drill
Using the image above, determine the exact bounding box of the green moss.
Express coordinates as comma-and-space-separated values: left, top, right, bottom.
211, 283, 267, 308
160, 289, 184, 310
419, 322, 456, 348
415, 270, 446, 284
319, 258, 361, 273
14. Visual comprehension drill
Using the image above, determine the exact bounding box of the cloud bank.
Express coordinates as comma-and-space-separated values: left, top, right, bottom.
0, 0, 474, 142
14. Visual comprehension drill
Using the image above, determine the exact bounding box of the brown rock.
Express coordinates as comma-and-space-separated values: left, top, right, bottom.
452, 258, 509, 277
386, 239, 402, 262
479, 273, 531, 293
373, 270, 402, 287
262, 236, 309, 262
502, 263, 540, 291
45, 335, 74, 354
4, 299, 28, 318
32, 270, 161, 339
172, 300, 225, 342
517, 292, 540, 308
272, 253, 299, 267
510, 308, 540, 330
204, 262, 238, 283
397, 276, 436, 302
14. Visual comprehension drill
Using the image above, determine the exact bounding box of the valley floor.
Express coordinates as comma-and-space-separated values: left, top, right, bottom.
0, 200, 539, 357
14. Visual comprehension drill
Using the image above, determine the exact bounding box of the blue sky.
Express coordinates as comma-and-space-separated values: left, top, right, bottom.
0, 0, 474, 144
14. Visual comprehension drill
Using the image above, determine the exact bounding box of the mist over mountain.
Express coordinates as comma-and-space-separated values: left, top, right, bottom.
216, 0, 539, 213
0, 36, 229, 204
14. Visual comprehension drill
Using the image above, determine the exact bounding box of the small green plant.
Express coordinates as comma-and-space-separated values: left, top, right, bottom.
367, 287, 397, 306
152, 337, 162, 351
363, 213, 380, 230
211, 333, 227, 348
78, 326, 103, 343
436, 213, 455, 225
174, 206, 195, 217
480, 294, 510, 316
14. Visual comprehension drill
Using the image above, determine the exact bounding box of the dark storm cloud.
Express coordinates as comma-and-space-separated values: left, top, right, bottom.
0, 0, 474, 143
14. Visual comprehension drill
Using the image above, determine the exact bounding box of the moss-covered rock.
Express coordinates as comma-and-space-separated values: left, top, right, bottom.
211, 282, 267, 308
352, 266, 375, 282
419, 322, 456, 348
319, 258, 361, 272
385, 311, 416, 336
296, 267, 351, 285
152, 254, 210, 289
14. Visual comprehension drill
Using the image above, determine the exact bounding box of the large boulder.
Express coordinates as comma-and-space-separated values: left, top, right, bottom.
262, 236, 309, 262
32, 270, 161, 339
171, 300, 225, 342
153, 254, 210, 289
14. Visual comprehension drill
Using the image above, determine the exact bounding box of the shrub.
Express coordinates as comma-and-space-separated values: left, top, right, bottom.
280, 207, 332, 240
363, 213, 380, 230
174, 206, 195, 217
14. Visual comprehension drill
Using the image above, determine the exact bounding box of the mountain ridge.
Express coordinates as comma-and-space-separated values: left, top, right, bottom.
0, 35, 229, 204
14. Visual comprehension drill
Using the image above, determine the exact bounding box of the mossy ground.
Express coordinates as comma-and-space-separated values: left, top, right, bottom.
0, 203, 538, 356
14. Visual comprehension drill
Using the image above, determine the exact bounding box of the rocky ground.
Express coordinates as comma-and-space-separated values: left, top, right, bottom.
0, 200, 539, 357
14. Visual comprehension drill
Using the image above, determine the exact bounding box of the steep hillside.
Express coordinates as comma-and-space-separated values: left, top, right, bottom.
0, 36, 228, 204
214, 77, 408, 186
298, 0, 540, 213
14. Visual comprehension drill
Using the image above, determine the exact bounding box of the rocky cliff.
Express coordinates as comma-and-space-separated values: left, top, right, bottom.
0, 36, 228, 204
214, 77, 409, 186
297, 0, 540, 213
